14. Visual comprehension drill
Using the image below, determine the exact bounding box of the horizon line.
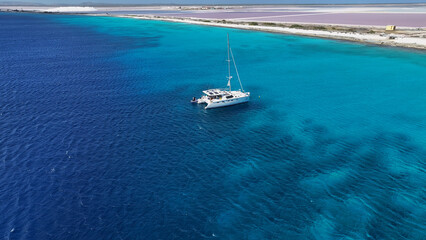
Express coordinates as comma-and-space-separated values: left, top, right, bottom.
2, 2, 426, 6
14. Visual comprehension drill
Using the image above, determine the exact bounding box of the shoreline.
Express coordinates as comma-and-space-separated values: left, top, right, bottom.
110, 14, 426, 51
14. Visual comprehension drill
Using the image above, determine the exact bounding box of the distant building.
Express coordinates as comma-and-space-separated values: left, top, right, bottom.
386, 25, 396, 31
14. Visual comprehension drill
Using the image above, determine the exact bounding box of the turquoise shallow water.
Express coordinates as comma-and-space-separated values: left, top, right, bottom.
1, 13, 425, 239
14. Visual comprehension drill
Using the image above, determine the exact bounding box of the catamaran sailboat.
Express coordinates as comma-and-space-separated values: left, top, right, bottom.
194, 34, 250, 109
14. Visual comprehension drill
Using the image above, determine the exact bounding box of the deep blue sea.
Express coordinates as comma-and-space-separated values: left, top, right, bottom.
1, 12, 425, 240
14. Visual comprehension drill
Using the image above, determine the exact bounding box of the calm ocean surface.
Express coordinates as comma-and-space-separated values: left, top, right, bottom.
0, 12, 425, 240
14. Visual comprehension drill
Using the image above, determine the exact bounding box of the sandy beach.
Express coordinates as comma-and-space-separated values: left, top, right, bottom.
2, 4, 426, 50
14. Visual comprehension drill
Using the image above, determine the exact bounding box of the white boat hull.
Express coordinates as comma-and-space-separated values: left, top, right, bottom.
205, 94, 250, 109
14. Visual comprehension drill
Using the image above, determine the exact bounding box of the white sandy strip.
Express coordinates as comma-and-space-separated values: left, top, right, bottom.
396, 37, 426, 45
125, 16, 426, 49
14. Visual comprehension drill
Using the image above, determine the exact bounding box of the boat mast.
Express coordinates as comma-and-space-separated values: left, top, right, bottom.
227, 33, 232, 92
230, 48, 245, 93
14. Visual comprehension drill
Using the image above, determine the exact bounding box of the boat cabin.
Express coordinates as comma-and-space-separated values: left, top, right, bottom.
202, 89, 233, 100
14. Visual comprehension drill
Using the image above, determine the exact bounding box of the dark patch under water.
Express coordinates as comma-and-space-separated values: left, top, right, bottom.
0, 13, 425, 240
